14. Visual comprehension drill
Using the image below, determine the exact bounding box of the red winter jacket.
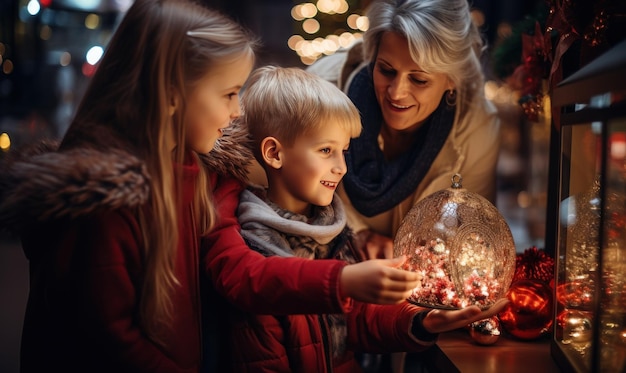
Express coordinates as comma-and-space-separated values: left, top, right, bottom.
224, 299, 434, 372
17, 160, 203, 373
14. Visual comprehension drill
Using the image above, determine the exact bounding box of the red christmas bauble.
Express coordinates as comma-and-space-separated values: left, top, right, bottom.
512, 247, 554, 285
498, 279, 553, 340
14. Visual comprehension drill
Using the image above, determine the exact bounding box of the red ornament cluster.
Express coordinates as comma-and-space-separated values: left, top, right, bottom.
512, 246, 555, 285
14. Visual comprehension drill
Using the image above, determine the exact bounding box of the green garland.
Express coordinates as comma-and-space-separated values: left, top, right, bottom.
491, 2, 549, 81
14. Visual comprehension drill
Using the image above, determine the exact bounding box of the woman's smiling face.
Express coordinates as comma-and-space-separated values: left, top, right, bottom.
372, 31, 453, 132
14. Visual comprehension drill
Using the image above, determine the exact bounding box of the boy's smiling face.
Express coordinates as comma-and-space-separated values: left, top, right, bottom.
265, 121, 352, 216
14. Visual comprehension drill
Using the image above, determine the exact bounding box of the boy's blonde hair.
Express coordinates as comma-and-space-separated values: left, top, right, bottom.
242, 66, 361, 163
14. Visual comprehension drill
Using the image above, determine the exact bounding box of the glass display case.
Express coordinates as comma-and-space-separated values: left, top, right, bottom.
548, 39, 626, 372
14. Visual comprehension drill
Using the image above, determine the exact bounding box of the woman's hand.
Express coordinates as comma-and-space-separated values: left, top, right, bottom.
422, 298, 510, 334
356, 229, 394, 260
340, 256, 419, 304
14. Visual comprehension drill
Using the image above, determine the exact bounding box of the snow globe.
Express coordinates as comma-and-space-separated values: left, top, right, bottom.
394, 174, 516, 310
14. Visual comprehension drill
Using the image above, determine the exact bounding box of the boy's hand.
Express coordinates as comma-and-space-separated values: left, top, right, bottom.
422, 298, 510, 334
340, 256, 419, 304
356, 230, 394, 260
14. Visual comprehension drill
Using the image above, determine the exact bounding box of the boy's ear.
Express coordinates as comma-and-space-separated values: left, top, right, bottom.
260, 137, 283, 170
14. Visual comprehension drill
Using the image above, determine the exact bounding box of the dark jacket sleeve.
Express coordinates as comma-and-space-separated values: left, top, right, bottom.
201, 174, 353, 315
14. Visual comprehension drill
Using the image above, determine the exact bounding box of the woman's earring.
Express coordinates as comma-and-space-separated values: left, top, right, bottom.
446, 89, 457, 107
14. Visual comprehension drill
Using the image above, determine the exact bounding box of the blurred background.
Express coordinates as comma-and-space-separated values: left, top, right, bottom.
0, 0, 548, 371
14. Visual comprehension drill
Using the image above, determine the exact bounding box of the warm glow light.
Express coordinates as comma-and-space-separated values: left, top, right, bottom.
317, 0, 333, 14
287, 34, 304, 50
302, 18, 320, 34
0, 132, 11, 151
59, 51, 71, 66
347, 14, 359, 29
85, 13, 100, 29
470, 10, 485, 27
337, 0, 349, 14
297, 41, 314, 57
321, 38, 339, 54
338, 32, 355, 48
611, 133, 626, 159
517, 190, 530, 208
311, 38, 326, 54
40, 25, 51, 40
0, 43, 5, 56
484, 80, 498, 100
497, 22, 513, 39
356, 16, 369, 31
300, 3, 317, 18
300, 56, 318, 65
484, 80, 519, 106
292, 0, 359, 64
291, 5, 304, 21
2, 59, 13, 74
316, 0, 349, 14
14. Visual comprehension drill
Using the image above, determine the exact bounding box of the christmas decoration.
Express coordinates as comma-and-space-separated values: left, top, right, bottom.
512, 246, 555, 286
469, 317, 501, 346
394, 174, 516, 310
498, 279, 554, 340
556, 280, 594, 309
289, 1, 368, 65
491, 0, 626, 125
556, 309, 593, 349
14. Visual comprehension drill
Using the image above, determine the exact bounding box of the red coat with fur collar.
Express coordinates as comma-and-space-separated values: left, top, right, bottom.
18, 161, 203, 372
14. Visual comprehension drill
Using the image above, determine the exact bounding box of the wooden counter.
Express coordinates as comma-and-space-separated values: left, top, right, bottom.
422, 329, 561, 373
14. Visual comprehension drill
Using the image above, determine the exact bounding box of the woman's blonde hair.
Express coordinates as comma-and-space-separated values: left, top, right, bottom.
67, 0, 256, 345
242, 66, 361, 163
363, 0, 487, 123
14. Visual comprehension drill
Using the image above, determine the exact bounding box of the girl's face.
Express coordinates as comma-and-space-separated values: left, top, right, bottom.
266, 121, 351, 216
184, 54, 254, 154
372, 31, 453, 133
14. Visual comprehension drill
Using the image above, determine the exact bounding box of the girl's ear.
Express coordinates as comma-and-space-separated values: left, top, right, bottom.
260, 137, 283, 170
169, 89, 180, 116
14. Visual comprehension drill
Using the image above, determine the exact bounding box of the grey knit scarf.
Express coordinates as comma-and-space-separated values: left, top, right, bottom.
237, 188, 347, 259
237, 187, 352, 358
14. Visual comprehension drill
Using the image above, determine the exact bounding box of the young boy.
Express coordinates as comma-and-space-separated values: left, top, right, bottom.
221, 66, 491, 372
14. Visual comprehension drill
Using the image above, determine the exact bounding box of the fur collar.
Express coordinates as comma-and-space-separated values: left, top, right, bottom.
0, 121, 252, 234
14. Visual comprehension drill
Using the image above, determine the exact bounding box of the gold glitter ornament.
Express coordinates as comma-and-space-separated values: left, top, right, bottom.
394, 174, 516, 310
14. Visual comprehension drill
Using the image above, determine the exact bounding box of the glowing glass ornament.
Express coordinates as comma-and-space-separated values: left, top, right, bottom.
394, 174, 516, 310
470, 316, 501, 345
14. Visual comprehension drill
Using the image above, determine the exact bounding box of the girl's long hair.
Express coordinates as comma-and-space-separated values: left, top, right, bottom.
67, 0, 256, 345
